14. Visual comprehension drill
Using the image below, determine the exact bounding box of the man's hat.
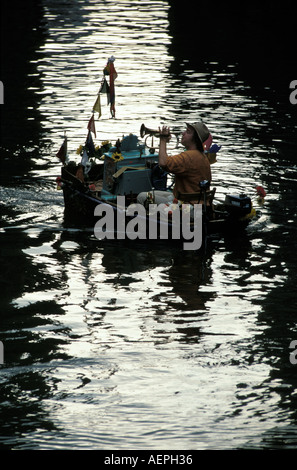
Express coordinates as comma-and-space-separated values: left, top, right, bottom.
186, 122, 212, 151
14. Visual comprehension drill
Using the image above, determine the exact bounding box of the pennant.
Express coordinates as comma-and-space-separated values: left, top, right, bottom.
96, 57, 117, 117
85, 130, 96, 157
100, 77, 110, 104
93, 94, 101, 118
87, 114, 96, 138
81, 147, 88, 167
56, 136, 67, 164
209, 144, 221, 153
100, 77, 108, 93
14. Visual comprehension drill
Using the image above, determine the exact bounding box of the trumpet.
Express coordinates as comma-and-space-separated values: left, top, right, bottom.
140, 124, 179, 149
140, 124, 162, 138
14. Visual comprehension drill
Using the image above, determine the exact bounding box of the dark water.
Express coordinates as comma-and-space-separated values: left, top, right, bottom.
1, 0, 297, 450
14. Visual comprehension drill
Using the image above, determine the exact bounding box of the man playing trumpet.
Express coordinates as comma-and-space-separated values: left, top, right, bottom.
137, 122, 212, 206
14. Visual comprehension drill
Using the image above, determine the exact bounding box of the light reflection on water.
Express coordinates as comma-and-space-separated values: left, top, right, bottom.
1, 0, 297, 451
37, 0, 172, 150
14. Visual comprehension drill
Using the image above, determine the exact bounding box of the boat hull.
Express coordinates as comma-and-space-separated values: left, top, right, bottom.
60, 166, 252, 243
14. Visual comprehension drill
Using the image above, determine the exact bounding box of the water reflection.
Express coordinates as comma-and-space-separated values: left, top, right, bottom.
0, 217, 296, 449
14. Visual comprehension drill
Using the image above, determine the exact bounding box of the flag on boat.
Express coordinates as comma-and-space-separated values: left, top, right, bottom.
81, 147, 88, 167
94, 56, 118, 118
103, 56, 117, 118
56, 136, 67, 164
93, 93, 102, 118
99, 77, 110, 104
85, 130, 96, 157
81, 130, 96, 168
87, 113, 96, 138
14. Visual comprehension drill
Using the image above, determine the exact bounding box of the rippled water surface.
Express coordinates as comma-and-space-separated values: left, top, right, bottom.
1, 0, 297, 450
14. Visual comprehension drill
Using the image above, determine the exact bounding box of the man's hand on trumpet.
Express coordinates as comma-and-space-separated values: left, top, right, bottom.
158, 126, 172, 143
158, 126, 172, 167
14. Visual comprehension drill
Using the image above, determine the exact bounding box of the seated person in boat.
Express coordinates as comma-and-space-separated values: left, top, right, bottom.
137, 121, 212, 206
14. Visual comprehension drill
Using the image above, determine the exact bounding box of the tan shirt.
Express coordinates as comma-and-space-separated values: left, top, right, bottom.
164, 150, 211, 202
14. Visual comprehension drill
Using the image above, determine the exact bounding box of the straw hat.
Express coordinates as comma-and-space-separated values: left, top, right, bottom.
186, 122, 212, 151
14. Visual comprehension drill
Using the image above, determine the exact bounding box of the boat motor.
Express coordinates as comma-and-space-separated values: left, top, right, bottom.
224, 194, 252, 216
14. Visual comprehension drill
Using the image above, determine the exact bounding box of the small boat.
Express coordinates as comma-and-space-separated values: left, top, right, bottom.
55, 57, 262, 249
56, 124, 258, 250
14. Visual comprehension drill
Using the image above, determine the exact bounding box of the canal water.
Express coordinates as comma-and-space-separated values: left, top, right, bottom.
1, 0, 297, 450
